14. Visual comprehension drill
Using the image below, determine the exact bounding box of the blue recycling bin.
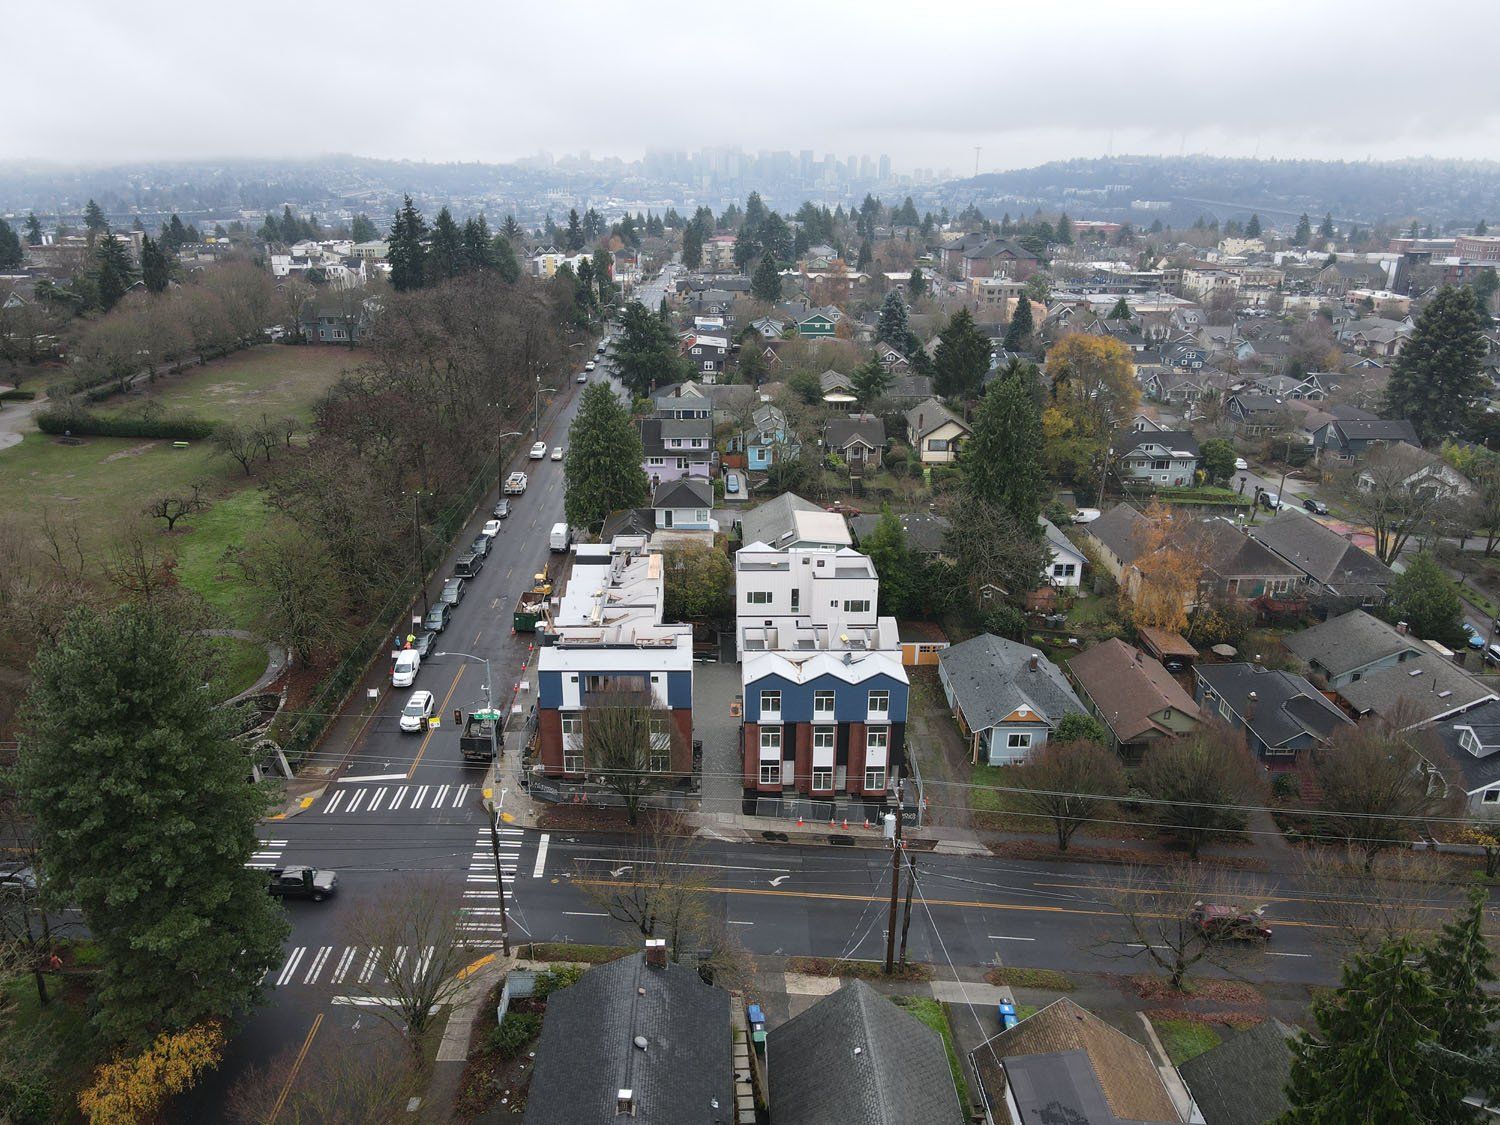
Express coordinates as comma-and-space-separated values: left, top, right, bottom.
998, 1001, 1016, 1028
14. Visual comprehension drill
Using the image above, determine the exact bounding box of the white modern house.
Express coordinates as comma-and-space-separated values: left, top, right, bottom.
735, 543, 899, 661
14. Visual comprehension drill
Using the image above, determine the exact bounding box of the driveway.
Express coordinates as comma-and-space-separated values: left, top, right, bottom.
694, 658, 744, 816
0, 391, 45, 452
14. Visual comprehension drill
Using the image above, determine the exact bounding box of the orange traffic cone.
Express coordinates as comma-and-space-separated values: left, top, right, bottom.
863, 818, 871, 830
841, 818, 849, 829
796, 814, 804, 827
829, 816, 836, 828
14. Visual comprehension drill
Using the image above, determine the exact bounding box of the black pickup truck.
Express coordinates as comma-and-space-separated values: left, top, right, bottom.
267, 866, 338, 901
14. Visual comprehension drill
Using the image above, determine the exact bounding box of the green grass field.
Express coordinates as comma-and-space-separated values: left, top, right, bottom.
1148, 1015, 1222, 1064
99, 345, 352, 425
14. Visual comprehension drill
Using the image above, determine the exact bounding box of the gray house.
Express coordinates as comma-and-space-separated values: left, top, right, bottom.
938, 635, 1086, 765
1433, 699, 1500, 816
1313, 417, 1420, 461
824, 414, 886, 468
1193, 663, 1351, 765
1113, 430, 1199, 487
768, 981, 964, 1125
1249, 513, 1394, 608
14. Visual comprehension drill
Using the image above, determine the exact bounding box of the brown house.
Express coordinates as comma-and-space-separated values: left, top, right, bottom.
1068, 638, 1202, 757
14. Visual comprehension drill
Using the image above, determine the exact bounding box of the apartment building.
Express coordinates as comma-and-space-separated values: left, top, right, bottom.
734, 543, 897, 661
535, 538, 694, 781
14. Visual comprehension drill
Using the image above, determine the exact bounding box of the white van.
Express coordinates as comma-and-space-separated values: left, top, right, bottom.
549, 522, 571, 552
392, 649, 421, 688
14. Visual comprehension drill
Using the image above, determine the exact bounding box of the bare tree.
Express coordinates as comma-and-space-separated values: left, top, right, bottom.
340, 874, 472, 1054
101, 523, 181, 606
1464, 461, 1500, 556
1298, 846, 1454, 956
226, 1021, 419, 1125
1137, 724, 1265, 859
236, 521, 353, 664
580, 687, 683, 827
144, 483, 210, 531
211, 423, 259, 476
1334, 446, 1445, 565
1009, 740, 1127, 852
1094, 861, 1270, 991
253, 414, 280, 463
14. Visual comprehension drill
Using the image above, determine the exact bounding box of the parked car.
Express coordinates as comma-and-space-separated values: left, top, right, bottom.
413, 630, 438, 658
493, 499, 511, 519
1189, 901, 1272, 942
529, 441, 548, 459
1302, 497, 1329, 515
453, 553, 483, 578
482, 519, 502, 537
577, 372, 588, 383
1234, 457, 1249, 471
1260, 491, 1282, 511
1071, 507, 1101, 524
725, 471, 741, 495
399, 689, 436, 732
585, 360, 597, 371
441, 576, 466, 606
1461, 622, 1485, 650
550, 446, 564, 461
391, 648, 421, 687
424, 601, 452, 633
825, 501, 862, 517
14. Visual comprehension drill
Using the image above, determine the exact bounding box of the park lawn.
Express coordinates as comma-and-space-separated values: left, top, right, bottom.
891, 996, 970, 1109
205, 634, 270, 701
1148, 1015, 1222, 1065
172, 488, 269, 628
98, 344, 353, 426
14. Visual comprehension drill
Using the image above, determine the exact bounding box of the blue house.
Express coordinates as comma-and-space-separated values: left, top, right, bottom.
731, 403, 799, 471
653, 478, 715, 531
1192, 663, 1350, 766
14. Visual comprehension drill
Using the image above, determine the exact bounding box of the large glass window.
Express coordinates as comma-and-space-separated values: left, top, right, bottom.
760, 691, 781, 716
760, 761, 781, 785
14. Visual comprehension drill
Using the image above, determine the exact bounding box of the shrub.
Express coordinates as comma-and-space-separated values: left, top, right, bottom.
533, 964, 587, 998
1272, 773, 1301, 800
0, 389, 37, 402
36, 408, 217, 440
484, 1012, 542, 1060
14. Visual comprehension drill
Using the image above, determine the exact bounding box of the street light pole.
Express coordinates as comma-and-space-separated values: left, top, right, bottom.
494, 429, 522, 490
411, 491, 429, 616
884, 777, 906, 974
484, 787, 512, 957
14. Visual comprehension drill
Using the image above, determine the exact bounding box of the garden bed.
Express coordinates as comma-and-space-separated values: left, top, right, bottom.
785, 956, 933, 981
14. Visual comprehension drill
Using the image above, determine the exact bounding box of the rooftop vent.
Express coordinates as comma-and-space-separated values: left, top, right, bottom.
634, 1036, 649, 1051
617, 1089, 636, 1116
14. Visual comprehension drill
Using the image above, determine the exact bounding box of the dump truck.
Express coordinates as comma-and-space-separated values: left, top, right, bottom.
460, 711, 502, 762
504, 471, 528, 495
512, 554, 563, 633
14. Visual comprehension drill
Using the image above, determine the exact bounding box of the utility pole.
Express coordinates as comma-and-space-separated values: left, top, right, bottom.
484, 787, 512, 957
884, 778, 906, 974
1095, 448, 1113, 510
898, 851, 917, 968
412, 491, 429, 616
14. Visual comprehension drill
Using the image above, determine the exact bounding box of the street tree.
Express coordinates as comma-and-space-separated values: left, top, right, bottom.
1046, 333, 1138, 443
613, 299, 687, 398
227, 1021, 419, 1125
1197, 437, 1237, 485
78, 1021, 226, 1124
1332, 445, 1442, 564
850, 357, 892, 407
1386, 552, 1464, 644
564, 381, 649, 532
1311, 711, 1457, 868
387, 195, 427, 292
1010, 741, 1127, 852
15, 603, 287, 1045
580, 688, 683, 827
1094, 861, 1269, 990
139, 234, 171, 294
1300, 847, 1452, 956
1003, 294, 1034, 352
751, 254, 782, 303
1137, 725, 1262, 859
962, 359, 1044, 523
663, 542, 733, 622
932, 307, 989, 398
341, 874, 472, 1055
1384, 285, 1489, 443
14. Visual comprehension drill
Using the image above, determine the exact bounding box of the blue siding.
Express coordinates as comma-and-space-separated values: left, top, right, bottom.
667, 670, 693, 709
744, 670, 908, 722
538, 671, 562, 709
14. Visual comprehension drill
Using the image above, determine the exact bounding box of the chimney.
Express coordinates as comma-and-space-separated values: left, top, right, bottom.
1245, 690, 1258, 723
1396, 620, 1409, 635
1028, 653, 1040, 672
644, 938, 667, 969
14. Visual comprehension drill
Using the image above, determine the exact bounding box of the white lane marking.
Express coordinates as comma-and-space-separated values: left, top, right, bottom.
339, 773, 408, 783
390, 786, 409, 811
331, 996, 399, 1007
1266, 951, 1312, 958
347, 789, 368, 813
331, 946, 358, 984
532, 834, 550, 878
276, 946, 307, 987
323, 790, 346, 815
451, 784, 471, 808
728, 920, 754, 926
358, 948, 379, 983
563, 911, 608, 917
388, 946, 407, 981
304, 945, 334, 984
988, 935, 1037, 942
369, 787, 389, 813
433, 784, 451, 808
412, 786, 430, 809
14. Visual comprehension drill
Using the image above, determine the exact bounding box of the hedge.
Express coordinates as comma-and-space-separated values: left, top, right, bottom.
0, 389, 37, 402
36, 409, 217, 440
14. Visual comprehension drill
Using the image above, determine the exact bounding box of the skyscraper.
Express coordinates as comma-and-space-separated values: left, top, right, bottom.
878, 153, 891, 182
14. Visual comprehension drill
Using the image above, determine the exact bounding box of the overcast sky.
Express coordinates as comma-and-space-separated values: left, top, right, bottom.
6, 0, 1496, 173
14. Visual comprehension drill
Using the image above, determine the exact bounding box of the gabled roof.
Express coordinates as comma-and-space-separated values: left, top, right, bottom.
1283, 610, 1423, 680
818, 368, 853, 392
1432, 698, 1500, 794
1087, 504, 1150, 566
825, 414, 886, 450
1327, 417, 1420, 446
1178, 1021, 1295, 1125
768, 981, 963, 1125
1189, 520, 1302, 582
1194, 663, 1351, 749
739, 493, 848, 549
1115, 430, 1200, 459
887, 374, 933, 400
522, 953, 733, 1125
1251, 515, 1393, 596
938, 635, 1085, 732
1068, 638, 1201, 742
971, 997, 1183, 1125
659, 416, 713, 441
905, 397, 969, 441
653, 478, 713, 509
1040, 517, 1085, 562
849, 511, 952, 555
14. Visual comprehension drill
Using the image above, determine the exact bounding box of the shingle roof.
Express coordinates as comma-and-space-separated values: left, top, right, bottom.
653, 478, 713, 509
1330, 417, 1420, 445
886, 373, 932, 400
825, 414, 886, 450
659, 416, 713, 441
849, 511, 952, 555
1188, 520, 1302, 582
522, 953, 733, 1125
1068, 638, 1201, 743
938, 634, 1085, 732
1432, 698, 1500, 794
1194, 664, 1351, 749
1178, 1021, 1294, 1125
1115, 429, 1201, 459
768, 981, 964, 1125
1281, 610, 1416, 679
1335, 652, 1495, 723
1250, 514, 1393, 597
1087, 504, 1150, 566
971, 998, 1183, 1125
739, 492, 841, 549
905, 397, 968, 441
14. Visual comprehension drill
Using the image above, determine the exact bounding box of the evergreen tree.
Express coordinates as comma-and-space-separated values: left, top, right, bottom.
492, 235, 520, 283
83, 199, 108, 242
351, 213, 377, 242
1470, 267, 1498, 313
427, 206, 463, 281
850, 358, 892, 407
876, 290, 911, 348
615, 300, 687, 398
1284, 941, 1448, 1123
1245, 213, 1261, 237
1384, 285, 1488, 442
592, 247, 615, 306
751, 254, 782, 303
461, 216, 495, 272
565, 382, 649, 531
281, 205, 301, 242
565, 208, 585, 252
618, 213, 639, 248
1293, 213, 1312, 246
0, 218, 22, 270
24, 211, 42, 245
857, 239, 873, 270
1320, 212, 1336, 240
583, 207, 604, 240
140, 234, 171, 293
575, 258, 599, 317
1424, 886, 1498, 1069
862, 508, 915, 616
1107, 296, 1131, 320
93, 234, 135, 312
908, 265, 927, 298
932, 308, 989, 398
1055, 213, 1073, 245
1003, 294, 1034, 351
258, 212, 281, 243
682, 222, 704, 270
15, 603, 288, 1045
962, 360, 1044, 522
1476, 219, 1488, 236
501, 214, 524, 243
387, 195, 427, 292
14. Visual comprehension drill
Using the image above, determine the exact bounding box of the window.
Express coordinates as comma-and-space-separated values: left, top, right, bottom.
1484, 789, 1500, 804
692, 346, 702, 355
1152, 459, 1170, 470
867, 726, 888, 752
585, 674, 646, 694
812, 766, 833, 790
649, 716, 669, 749
813, 690, 835, 717
791, 589, 800, 611
563, 753, 583, 774
695, 509, 708, 522
760, 761, 781, 785
813, 726, 835, 751
864, 766, 886, 790
843, 600, 872, 614
1006, 731, 1032, 751
560, 713, 582, 736
649, 754, 669, 773
760, 727, 782, 756
676, 457, 688, 469
928, 438, 949, 452
1218, 697, 1231, 721
746, 591, 772, 605
868, 690, 890, 716
648, 457, 664, 466
692, 438, 704, 448
1462, 729, 1481, 755
1052, 563, 1077, 578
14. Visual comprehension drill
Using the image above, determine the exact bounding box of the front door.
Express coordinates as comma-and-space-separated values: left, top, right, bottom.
663, 510, 674, 528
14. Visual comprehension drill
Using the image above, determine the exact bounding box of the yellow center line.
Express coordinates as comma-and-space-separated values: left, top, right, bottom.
409, 665, 465, 778
1033, 879, 1473, 914
268, 1011, 323, 1123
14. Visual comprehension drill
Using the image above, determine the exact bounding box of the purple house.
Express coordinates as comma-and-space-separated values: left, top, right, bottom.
642, 415, 713, 486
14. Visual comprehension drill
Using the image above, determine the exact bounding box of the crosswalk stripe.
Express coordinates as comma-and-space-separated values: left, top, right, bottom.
331, 946, 358, 984
304, 945, 334, 984
276, 946, 307, 987
324, 790, 346, 815
369, 787, 389, 813
347, 789, 368, 813
533, 833, 550, 877
390, 786, 409, 811
389, 946, 407, 981
433, 784, 451, 808
359, 948, 378, 984
413, 785, 429, 810
451, 784, 470, 808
